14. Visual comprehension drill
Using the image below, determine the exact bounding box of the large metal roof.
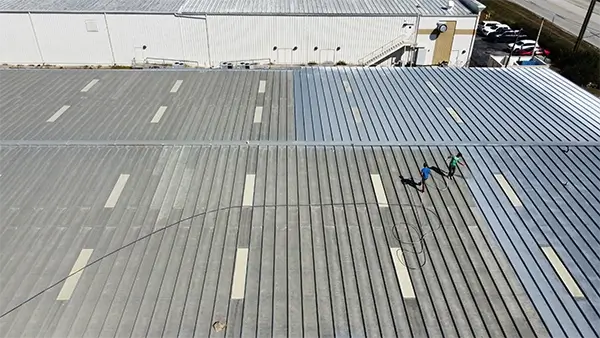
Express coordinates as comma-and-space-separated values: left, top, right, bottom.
178, 0, 473, 16
0, 0, 474, 15
0, 0, 186, 13
0, 67, 599, 338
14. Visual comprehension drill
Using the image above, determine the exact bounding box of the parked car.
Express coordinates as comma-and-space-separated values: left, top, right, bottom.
477, 21, 501, 34
484, 30, 528, 43
481, 24, 511, 36
506, 39, 539, 52
513, 46, 550, 56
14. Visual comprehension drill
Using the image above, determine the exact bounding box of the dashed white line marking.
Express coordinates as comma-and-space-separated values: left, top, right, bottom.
104, 174, 130, 208
390, 248, 415, 298
151, 106, 168, 123
242, 174, 255, 206
352, 106, 361, 123
47, 105, 70, 122
231, 248, 249, 299
494, 174, 522, 207
425, 81, 439, 93
258, 80, 266, 93
447, 107, 464, 123
541, 246, 584, 298
254, 106, 263, 123
370, 174, 388, 207
56, 249, 94, 300
343, 80, 352, 93
81, 79, 99, 92
170, 80, 183, 93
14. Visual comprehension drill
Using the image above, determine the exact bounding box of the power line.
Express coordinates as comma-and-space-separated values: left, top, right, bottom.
0, 196, 453, 320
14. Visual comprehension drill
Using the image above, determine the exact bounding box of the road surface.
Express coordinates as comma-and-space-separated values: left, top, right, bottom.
506, 0, 600, 48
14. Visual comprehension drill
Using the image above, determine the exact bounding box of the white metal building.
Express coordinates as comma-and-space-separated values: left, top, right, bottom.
0, 0, 485, 67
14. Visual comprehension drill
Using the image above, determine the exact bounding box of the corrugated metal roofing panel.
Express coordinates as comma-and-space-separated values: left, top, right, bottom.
293, 67, 600, 143
1, 67, 600, 338
0, 0, 472, 14
0, 0, 187, 12
178, 0, 472, 15
463, 145, 600, 337
0, 144, 549, 337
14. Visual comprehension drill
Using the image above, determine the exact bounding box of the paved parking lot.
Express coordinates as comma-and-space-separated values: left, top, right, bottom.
470, 36, 509, 67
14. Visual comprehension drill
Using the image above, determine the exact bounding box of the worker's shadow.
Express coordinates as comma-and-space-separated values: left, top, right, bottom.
400, 175, 420, 189
430, 166, 446, 177
431, 165, 466, 179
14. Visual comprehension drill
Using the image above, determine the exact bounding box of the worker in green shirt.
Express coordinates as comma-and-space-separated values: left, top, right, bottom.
446, 152, 466, 179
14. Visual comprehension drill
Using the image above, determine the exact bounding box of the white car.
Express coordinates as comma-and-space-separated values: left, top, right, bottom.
507, 39, 539, 51
481, 24, 511, 36
478, 20, 501, 34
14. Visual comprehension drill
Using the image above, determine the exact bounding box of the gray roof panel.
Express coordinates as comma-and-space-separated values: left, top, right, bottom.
0, 0, 186, 12
179, 0, 473, 15
0, 144, 550, 338
2, 67, 599, 143
1, 67, 600, 338
0, 0, 474, 14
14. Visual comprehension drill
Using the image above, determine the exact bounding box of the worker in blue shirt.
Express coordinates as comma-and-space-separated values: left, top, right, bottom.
419, 162, 431, 193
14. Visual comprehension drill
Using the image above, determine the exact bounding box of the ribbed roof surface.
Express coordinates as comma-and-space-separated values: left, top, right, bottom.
0, 0, 473, 14
0, 0, 186, 12
179, 0, 472, 15
1, 68, 599, 338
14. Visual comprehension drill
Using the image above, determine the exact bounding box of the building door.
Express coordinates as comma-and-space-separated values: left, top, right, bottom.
415, 47, 427, 65
450, 50, 460, 66
134, 46, 145, 64
432, 21, 457, 64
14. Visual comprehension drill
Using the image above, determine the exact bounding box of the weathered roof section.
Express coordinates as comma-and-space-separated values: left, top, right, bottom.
0, 69, 295, 141
0, 144, 549, 338
0, 0, 186, 12
178, 0, 472, 15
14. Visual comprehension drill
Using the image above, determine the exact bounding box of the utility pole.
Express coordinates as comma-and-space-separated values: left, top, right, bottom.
532, 18, 544, 61
574, 0, 597, 52
505, 28, 523, 67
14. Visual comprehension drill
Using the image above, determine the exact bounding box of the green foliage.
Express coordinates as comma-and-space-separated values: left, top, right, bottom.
335, 60, 347, 66
559, 50, 600, 86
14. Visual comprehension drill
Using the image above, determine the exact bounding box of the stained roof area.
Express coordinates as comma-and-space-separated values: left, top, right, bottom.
1, 68, 600, 338
0, 145, 548, 337
0, 70, 293, 141
0, 0, 473, 14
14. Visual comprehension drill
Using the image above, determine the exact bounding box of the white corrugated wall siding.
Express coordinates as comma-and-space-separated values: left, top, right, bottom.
0, 13, 210, 66
105, 14, 209, 66
30, 13, 113, 65
0, 13, 477, 67
0, 13, 43, 64
205, 15, 418, 66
